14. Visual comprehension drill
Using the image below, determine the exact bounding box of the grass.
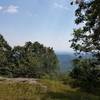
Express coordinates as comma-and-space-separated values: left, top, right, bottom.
0, 78, 100, 100
0, 82, 42, 100
39, 79, 100, 100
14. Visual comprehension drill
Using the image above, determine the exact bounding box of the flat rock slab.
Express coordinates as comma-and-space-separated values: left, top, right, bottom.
0, 77, 38, 84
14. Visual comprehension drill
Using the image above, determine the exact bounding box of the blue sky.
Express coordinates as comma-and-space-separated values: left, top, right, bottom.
0, 0, 76, 52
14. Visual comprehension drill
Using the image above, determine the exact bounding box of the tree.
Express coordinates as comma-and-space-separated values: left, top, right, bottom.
70, 0, 100, 55
0, 34, 11, 76
10, 41, 59, 78
70, 58, 100, 91
70, 0, 100, 92
10, 46, 28, 77
0, 34, 59, 78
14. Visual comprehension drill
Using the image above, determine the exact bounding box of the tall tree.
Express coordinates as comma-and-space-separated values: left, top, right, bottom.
71, 0, 100, 55
0, 34, 11, 76
70, 0, 100, 91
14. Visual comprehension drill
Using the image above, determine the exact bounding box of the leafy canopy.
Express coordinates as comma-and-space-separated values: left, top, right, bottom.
70, 0, 100, 92
0, 34, 59, 78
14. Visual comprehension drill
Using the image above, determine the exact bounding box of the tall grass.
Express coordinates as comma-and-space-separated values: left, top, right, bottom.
0, 78, 100, 100
0, 82, 43, 100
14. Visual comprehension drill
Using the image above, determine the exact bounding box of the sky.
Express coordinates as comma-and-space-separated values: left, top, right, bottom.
0, 0, 76, 53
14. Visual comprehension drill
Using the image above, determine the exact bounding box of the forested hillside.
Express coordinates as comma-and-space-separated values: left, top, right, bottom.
57, 53, 75, 72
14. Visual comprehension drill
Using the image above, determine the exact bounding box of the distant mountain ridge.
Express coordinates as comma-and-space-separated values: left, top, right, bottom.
56, 53, 76, 72
56, 52, 92, 72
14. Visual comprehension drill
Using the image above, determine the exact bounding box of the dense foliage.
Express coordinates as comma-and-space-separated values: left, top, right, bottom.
70, 58, 100, 92
0, 34, 59, 78
70, 0, 100, 92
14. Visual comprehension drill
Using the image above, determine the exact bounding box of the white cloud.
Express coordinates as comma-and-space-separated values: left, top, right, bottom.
0, 5, 19, 14
54, 2, 68, 10
53, 0, 68, 10
0, 6, 3, 11
5, 5, 19, 14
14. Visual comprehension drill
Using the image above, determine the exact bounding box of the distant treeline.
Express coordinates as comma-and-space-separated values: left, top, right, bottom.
0, 34, 59, 78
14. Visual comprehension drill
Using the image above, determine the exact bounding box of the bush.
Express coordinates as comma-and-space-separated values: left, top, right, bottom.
70, 58, 100, 92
